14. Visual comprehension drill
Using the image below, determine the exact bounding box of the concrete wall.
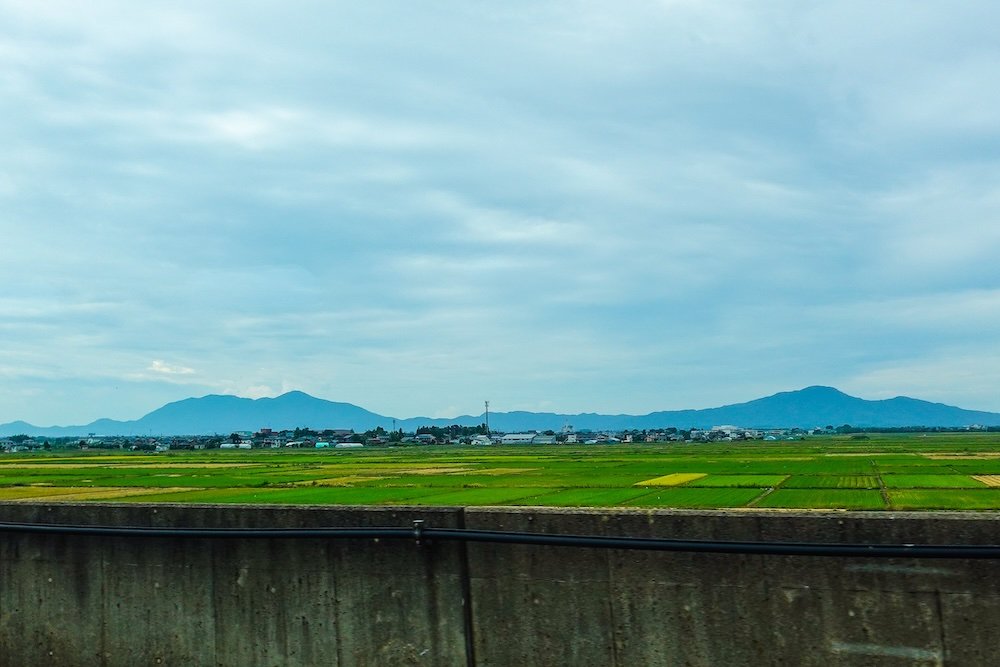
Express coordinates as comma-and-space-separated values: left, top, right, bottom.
0, 504, 468, 667
1, 504, 999, 666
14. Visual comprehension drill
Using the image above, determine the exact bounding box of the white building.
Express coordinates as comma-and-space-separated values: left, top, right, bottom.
500, 433, 536, 444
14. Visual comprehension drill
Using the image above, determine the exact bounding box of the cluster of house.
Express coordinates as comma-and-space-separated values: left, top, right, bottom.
497, 425, 806, 445
0, 439, 37, 453
226, 428, 361, 449
0, 424, 814, 453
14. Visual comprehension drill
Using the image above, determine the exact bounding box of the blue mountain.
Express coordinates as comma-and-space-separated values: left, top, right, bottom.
134, 391, 388, 434
0, 391, 392, 437
2, 386, 999, 437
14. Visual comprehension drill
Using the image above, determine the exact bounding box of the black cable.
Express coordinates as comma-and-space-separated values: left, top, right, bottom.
0, 520, 997, 558
426, 527, 1000, 558
0, 522, 412, 540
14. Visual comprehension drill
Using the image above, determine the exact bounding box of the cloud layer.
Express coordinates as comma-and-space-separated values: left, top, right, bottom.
3, 1, 1000, 424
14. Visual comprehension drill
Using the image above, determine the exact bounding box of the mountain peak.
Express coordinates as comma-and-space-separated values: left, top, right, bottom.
794, 386, 848, 397
274, 390, 313, 400
3, 386, 1000, 436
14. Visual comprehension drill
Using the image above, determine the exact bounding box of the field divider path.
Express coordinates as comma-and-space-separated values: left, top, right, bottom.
746, 475, 791, 507
873, 459, 892, 509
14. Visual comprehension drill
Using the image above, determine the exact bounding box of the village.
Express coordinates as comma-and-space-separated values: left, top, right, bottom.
0, 424, 815, 453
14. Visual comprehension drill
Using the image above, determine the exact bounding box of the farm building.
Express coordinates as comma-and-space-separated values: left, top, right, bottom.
501, 433, 536, 445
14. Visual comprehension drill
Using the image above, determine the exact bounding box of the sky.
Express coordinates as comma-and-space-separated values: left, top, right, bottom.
3, 1, 1000, 426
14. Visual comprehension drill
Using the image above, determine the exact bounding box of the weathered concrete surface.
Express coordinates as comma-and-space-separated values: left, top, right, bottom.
2, 504, 1000, 666
463, 508, 1000, 666
0, 503, 468, 667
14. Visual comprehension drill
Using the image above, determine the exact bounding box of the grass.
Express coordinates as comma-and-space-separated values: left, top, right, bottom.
781, 475, 881, 489
888, 489, 1000, 510
4, 433, 1000, 509
511, 488, 659, 507
404, 487, 553, 506
114, 485, 452, 505
623, 487, 764, 508
683, 474, 788, 487
755, 489, 886, 510
636, 473, 707, 486
880, 474, 987, 489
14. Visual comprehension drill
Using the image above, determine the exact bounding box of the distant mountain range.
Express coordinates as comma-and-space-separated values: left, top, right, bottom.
3, 386, 1000, 438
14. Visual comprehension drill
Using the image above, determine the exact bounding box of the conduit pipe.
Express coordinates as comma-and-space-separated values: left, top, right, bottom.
0, 519, 997, 559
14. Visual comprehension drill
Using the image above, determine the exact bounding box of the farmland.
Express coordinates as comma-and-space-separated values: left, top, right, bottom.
4, 433, 1000, 509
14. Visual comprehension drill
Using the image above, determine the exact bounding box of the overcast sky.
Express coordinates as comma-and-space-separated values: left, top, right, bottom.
3, 1, 1000, 425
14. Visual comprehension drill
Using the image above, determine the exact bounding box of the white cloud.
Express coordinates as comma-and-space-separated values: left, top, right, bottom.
3, 1, 1000, 423
425, 191, 589, 247
844, 352, 1000, 412
148, 361, 195, 376
237, 385, 275, 400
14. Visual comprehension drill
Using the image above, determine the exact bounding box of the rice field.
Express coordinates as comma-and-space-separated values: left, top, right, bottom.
755, 488, 886, 510
3, 433, 1000, 509
781, 475, 879, 489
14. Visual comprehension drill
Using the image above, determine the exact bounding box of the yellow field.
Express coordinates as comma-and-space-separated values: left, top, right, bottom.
972, 475, 1000, 487
636, 473, 706, 486
405, 466, 474, 475
0, 462, 261, 469
0, 486, 196, 501
824, 453, 893, 457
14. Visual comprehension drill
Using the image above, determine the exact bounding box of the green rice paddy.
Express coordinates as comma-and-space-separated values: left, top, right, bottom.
4, 433, 1000, 509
